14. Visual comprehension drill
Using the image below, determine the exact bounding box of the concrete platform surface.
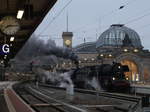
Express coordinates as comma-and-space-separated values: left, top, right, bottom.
131, 84, 150, 94
0, 90, 9, 112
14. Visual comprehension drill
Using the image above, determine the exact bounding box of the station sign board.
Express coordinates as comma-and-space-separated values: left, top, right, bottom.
0, 44, 10, 54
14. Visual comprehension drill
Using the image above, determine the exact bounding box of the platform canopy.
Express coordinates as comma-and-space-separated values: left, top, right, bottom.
0, 0, 57, 63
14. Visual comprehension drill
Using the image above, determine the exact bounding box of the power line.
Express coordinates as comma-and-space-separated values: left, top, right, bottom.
72, 0, 137, 33
124, 11, 150, 25
124, 0, 139, 6
101, 0, 139, 19
37, 0, 73, 35
119, 6, 150, 23
37, 35, 62, 39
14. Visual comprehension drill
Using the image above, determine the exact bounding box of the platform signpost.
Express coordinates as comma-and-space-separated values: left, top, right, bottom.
0, 44, 10, 55
0, 44, 10, 80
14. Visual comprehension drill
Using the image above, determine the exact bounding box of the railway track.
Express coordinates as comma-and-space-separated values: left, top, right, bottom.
13, 83, 86, 112
39, 83, 142, 112
13, 83, 142, 112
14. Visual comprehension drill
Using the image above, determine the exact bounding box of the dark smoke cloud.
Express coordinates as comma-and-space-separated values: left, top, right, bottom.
15, 34, 78, 65
31, 55, 58, 65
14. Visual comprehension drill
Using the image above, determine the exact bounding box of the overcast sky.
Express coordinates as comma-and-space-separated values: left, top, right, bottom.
34, 0, 150, 50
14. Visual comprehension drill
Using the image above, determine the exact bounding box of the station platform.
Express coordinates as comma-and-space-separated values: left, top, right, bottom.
131, 84, 150, 95
0, 81, 149, 112
0, 81, 35, 112
0, 89, 9, 112
0, 81, 11, 90
131, 83, 150, 110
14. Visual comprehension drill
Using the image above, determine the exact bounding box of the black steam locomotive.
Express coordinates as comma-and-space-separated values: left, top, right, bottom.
71, 62, 130, 92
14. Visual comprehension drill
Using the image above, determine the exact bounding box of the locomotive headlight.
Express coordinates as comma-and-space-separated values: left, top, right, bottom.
118, 66, 121, 69
112, 77, 116, 80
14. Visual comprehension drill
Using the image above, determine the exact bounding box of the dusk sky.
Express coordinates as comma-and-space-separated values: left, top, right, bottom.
35, 0, 150, 50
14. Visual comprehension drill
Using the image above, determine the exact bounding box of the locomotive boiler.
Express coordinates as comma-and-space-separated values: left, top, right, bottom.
71, 62, 130, 92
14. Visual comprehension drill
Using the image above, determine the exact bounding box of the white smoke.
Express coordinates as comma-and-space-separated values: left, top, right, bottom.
59, 70, 74, 87
34, 68, 74, 86
87, 77, 102, 91
34, 68, 74, 95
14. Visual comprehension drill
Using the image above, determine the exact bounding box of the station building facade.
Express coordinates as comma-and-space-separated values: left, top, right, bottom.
69, 24, 150, 83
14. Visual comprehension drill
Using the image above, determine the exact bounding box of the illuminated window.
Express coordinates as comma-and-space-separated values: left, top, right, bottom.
91, 58, 95, 61
134, 49, 138, 53
100, 54, 104, 57
124, 49, 128, 52
84, 58, 87, 61
109, 54, 112, 57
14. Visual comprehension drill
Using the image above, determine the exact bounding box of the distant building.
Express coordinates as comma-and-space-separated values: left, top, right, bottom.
62, 32, 73, 48
72, 24, 150, 83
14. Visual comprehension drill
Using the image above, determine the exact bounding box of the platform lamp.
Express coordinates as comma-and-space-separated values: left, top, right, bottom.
97, 54, 104, 64
17, 9, 24, 19
10, 37, 15, 42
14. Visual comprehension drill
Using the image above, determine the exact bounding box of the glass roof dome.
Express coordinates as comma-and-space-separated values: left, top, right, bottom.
96, 24, 143, 48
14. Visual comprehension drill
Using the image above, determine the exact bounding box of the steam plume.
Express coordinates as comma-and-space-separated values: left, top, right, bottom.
15, 34, 78, 65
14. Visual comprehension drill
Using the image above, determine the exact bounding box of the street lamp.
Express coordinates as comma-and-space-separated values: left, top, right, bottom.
119, 5, 125, 9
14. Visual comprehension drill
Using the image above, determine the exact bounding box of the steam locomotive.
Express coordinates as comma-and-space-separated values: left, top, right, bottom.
71, 62, 130, 92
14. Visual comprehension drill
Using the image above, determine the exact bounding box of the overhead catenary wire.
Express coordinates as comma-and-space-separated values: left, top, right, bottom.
135, 23, 150, 30
37, 35, 62, 40
101, 0, 138, 18
119, 0, 150, 26
72, 0, 138, 34
124, 11, 150, 25
73, 0, 140, 44
123, 0, 139, 7
37, 0, 73, 36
